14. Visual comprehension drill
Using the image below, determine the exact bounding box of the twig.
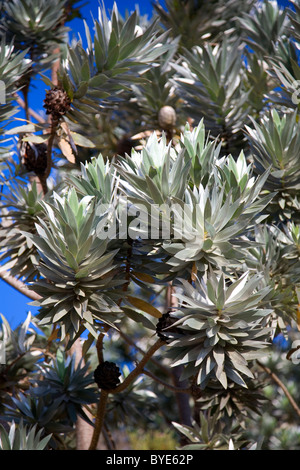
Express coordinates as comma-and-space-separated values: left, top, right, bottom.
44, 118, 58, 180
143, 369, 191, 394
0, 270, 41, 301
117, 329, 171, 376
103, 423, 116, 450
2, 352, 26, 373
30, 347, 56, 361
15, 94, 46, 124
43, 42, 60, 181
150, 285, 166, 304
257, 359, 300, 419
96, 325, 111, 363
51, 47, 60, 87
110, 338, 164, 394
96, 333, 105, 364
22, 83, 30, 123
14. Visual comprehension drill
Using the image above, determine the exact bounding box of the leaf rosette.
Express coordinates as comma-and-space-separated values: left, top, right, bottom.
162, 154, 273, 275
164, 272, 273, 389
25, 188, 124, 341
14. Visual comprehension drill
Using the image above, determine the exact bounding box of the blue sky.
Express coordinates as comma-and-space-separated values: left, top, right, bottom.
0, 0, 294, 328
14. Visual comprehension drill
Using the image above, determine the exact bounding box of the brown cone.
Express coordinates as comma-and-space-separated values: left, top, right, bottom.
156, 312, 180, 343
21, 141, 48, 175
94, 361, 121, 390
43, 87, 71, 121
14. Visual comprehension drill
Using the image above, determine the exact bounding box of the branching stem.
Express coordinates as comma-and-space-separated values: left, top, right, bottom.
143, 369, 191, 394
88, 339, 164, 450
44, 118, 58, 180
257, 360, 300, 419
0, 270, 41, 301
110, 338, 164, 394
117, 330, 170, 375
15, 93, 46, 124
96, 325, 111, 363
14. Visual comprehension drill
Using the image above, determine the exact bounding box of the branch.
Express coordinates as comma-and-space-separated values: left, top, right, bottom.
44, 118, 58, 180
96, 324, 111, 363
14, 93, 46, 124
88, 339, 164, 450
70, 340, 95, 450
42, 45, 61, 181
51, 47, 60, 87
88, 390, 109, 450
143, 369, 191, 394
103, 423, 116, 450
110, 338, 164, 394
117, 329, 171, 376
257, 360, 300, 419
0, 270, 41, 301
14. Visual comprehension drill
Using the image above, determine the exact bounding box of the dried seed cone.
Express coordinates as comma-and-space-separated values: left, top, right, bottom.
94, 361, 121, 390
158, 105, 177, 131
22, 142, 47, 174
156, 312, 179, 343
43, 87, 71, 121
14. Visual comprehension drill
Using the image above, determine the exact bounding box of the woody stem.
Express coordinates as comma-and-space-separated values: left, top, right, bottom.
88, 390, 109, 450
45, 118, 58, 181
88, 339, 163, 450
257, 360, 300, 419
109, 339, 164, 394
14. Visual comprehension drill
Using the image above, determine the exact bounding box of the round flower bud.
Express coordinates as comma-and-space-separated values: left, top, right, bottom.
158, 105, 177, 131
